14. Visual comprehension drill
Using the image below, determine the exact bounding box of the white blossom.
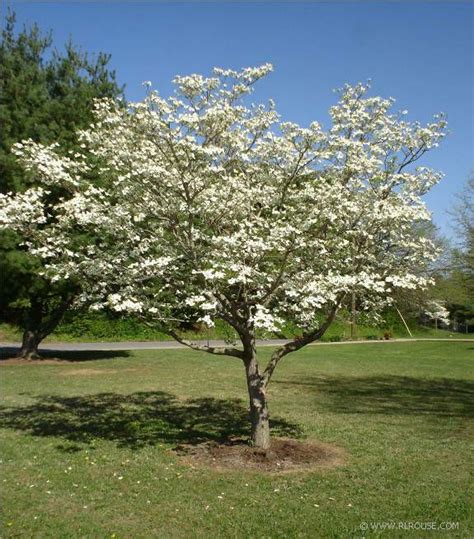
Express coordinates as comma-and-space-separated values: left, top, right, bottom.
424, 301, 450, 325
0, 65, 446, 336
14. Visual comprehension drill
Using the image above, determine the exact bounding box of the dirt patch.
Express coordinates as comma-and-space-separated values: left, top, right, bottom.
175, 437, 347, 473
58, 368, 138, 376
59, 368, 126, 376
0, 359, 137, 376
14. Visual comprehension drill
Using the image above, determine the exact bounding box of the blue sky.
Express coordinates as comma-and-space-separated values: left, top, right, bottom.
6, 1, 474, 237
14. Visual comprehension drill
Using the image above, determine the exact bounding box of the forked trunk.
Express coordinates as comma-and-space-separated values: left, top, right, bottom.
18, 329, 41, 360
244, 353, 271, 449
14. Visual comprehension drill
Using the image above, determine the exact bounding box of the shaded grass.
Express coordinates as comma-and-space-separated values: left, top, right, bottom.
0, 392, 302, 449
273, 375, 474, 418
0, 342, 473, 537
0, 348, 131, 362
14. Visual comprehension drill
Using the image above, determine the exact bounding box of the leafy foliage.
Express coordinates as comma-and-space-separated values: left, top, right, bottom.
0, 11, 123, 353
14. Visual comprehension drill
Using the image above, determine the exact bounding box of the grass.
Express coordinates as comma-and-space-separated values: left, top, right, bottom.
0, 341, 473, 537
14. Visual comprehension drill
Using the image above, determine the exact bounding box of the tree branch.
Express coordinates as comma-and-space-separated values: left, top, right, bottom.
38, 294, 75, 341
262, 302, 340, 386
167, 329, 244, 359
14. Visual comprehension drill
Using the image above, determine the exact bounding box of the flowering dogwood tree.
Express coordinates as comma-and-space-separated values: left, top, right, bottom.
424, 300, 450, 327
0, 65, 447, 448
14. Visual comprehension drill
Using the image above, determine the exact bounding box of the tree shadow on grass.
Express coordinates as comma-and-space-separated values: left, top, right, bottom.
0, 347, 130, 362
0, 391, 302, 451
273, 376, 474, 418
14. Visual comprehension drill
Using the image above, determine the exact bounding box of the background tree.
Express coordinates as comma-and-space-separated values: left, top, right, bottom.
1, 66, 447, 447
388, 221, 450, 328
0, 11, 123, 358
439, 174, 474, 330
450, 174, 473, 289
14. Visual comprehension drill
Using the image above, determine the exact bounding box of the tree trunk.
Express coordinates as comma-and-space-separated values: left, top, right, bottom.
18, 329, 41, 359
244, 352, 271, 449
17, 295, 74, 360
249, 387, 270, 450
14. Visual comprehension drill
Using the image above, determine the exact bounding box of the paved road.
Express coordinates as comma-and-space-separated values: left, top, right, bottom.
1, 337, 472, 354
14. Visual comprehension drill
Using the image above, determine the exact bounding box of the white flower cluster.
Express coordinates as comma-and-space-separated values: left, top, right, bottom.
0, 66, 447, 336
424, 301, 450, 325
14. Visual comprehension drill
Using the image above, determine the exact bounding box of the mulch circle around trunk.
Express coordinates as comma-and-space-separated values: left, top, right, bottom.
174, 437, 347, 473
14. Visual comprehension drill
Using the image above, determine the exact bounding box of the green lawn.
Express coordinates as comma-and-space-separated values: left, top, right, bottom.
1, 342, 473, 537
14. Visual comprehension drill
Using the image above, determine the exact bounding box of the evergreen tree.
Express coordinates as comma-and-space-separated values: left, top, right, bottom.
0, 11, 123, 357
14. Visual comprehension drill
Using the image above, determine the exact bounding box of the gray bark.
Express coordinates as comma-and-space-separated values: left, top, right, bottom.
245, 358, 270, 449
243, 332, 271, 449
18, 329, 41, 359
